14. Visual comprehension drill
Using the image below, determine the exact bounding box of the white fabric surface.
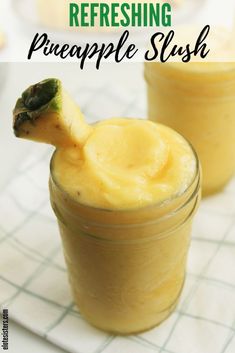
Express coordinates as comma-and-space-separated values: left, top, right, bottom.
0, 84, 235, 353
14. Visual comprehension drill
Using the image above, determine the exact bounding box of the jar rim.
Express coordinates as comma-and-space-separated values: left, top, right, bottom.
49, 130, 200, 216
144, 62, 235, 78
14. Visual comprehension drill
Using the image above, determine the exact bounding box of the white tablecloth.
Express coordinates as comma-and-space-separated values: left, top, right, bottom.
0, 80, 235, 353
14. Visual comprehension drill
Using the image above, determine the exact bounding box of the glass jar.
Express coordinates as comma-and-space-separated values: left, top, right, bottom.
49, 148, 201, 334
145, 62, 235, 196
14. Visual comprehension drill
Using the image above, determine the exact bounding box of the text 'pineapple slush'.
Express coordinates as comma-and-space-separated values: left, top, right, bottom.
13, 79, 201, 334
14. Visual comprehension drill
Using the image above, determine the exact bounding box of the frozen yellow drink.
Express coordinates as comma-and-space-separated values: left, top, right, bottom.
145, 62, 235, 195
13, 78, 201, 334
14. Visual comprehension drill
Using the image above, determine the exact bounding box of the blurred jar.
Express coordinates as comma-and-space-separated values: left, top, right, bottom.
0, 31, 5, 49
49, 148, 201, 334
145, 62, 235, 195
0, 63, 9, 94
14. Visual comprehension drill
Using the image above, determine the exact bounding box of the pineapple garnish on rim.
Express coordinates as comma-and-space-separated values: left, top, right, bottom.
13, 78, 92, 148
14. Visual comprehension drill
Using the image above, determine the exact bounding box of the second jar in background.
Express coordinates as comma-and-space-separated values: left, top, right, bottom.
145, 62, 235, 195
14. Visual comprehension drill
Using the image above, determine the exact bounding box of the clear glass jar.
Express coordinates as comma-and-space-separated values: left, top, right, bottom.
49, 148, 201, 334
145, 62, 235, 196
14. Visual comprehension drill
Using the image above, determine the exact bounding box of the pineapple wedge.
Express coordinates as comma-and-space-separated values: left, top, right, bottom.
13, 78, 92, 148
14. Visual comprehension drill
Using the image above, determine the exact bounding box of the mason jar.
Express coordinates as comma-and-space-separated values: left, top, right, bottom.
145, 62, 235, 196
49, 147, 201, 334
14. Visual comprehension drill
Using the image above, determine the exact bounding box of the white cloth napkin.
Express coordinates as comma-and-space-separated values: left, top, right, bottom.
1, 87, 235, 353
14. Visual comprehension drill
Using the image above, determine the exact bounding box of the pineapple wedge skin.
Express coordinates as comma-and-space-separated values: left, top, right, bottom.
13, 78, 91, 148
13, 78, 63, 143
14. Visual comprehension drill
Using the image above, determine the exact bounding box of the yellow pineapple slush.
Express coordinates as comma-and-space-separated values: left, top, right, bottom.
145, 62, 235, 195
49, 118, 201, 334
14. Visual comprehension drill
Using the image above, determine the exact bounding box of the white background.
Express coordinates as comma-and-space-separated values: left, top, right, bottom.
1, 0, 235, 62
